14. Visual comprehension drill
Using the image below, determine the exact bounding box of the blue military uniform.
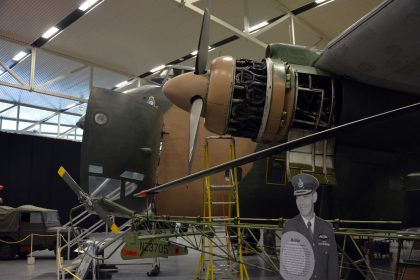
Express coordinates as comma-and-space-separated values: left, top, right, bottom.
281, 174, 339, 280
283, 215, 339, 279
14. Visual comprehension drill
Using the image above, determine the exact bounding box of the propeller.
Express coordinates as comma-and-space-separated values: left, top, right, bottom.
184, 7, 210, 172
189, 98, 203, 171
195, 8, 210, 75
58, 166, 119, 234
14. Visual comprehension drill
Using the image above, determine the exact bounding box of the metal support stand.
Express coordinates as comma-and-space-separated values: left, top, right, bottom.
194, 136, 249, 280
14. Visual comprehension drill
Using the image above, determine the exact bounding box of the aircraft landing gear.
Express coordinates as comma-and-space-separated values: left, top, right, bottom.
147, 264, 160, 276
147, 258, 160, 277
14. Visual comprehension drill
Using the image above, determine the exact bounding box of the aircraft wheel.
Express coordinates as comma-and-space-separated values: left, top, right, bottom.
147, 264, 160, 276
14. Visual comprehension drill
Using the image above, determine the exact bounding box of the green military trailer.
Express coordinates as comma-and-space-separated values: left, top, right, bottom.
0, 205, 76, 260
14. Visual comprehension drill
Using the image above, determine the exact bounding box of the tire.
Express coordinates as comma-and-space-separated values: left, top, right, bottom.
0, 238, 17, 260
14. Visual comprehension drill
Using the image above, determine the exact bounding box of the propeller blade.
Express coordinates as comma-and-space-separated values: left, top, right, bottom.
92, 200, 119, 234
58, 166, 85, 199
140, 102, 420, 195
189, 98, 203, 172
195, 8, 210, 74
58, 166, 119, 234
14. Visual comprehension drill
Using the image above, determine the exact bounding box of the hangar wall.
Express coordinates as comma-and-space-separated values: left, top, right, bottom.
0, 131, 80, 223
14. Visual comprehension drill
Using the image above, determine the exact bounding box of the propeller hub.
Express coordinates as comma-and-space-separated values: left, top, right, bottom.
163, 72, 209, 112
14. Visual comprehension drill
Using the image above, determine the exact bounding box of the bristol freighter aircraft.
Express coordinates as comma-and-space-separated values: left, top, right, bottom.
75, 0, 420, 233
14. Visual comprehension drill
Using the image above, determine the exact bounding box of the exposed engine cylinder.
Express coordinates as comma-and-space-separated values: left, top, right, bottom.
206, 57, 337, 142
226, 59, 268, 139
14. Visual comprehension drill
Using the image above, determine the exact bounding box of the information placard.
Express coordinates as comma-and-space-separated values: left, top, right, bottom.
280, 231, 314, 280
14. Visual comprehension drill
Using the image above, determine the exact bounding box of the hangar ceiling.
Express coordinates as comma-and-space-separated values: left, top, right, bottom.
0, 0, 383, 140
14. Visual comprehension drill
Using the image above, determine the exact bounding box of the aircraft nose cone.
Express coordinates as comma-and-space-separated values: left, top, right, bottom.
163, 72, 209, 112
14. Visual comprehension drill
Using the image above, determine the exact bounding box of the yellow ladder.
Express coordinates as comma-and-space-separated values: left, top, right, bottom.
194, 136, 249, 280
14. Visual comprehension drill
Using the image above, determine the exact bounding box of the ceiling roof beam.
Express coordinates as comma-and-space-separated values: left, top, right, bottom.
37, 64, 89, 88
0, 41, 89, 103
19, 111, 59, 132
0, 80, 88, 103
175, 0, 267, 49
0, 59, 26, 86
243, 0, 250, 34
58, 126, 77, 138
0, 99, 83, 117
29, 47, 36, 89
274, 0, 331, 47
0, 34, 137, 78
248, 14, 291, 38
0, 115, 77, 128
290, 16, 296, 44
0, 104, 16, 115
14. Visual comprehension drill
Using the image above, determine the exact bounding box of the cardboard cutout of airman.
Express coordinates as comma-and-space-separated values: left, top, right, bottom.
280, 174, 339, 280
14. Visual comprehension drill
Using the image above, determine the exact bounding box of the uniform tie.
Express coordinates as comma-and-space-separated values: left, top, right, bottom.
307, 221, 313, 238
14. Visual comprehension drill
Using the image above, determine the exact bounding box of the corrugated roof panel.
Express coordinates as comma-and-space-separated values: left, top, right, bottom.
0, 86, 75, 110
0, 85, 19, 102
9, 55, 31, 85
93, 67, 131, 90
34, 49, 85, 86
0, 72, 22, 85
0, 38, 27, 63
19, 106, 54, 121
0, 0, 84, 44
42, 66, 90, 99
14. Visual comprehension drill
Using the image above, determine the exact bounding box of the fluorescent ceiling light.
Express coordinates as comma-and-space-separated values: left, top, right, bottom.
79, 0, 100, 11
315, 0, 334, 5
248, 21, 269, 33
12, 51, 28, 61
150, 65, 165, 73
407, 173, 420, 177
41, 26, 59, 39
115, 80, 130, 88
191, 47, 212, 56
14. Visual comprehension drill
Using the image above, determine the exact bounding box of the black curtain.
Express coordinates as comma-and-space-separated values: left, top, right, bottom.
0, 131, 80, 223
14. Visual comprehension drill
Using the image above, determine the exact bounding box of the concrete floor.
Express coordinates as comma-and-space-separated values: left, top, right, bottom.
0, 248, 280, 280
0, 235, 416, 280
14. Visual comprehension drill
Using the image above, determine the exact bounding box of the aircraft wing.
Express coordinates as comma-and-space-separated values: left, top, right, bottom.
139, 101, 420, 195
314, 0, 420, 95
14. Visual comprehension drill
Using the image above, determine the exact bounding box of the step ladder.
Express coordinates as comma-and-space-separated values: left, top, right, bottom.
57, 210, 132, 279
194, 136, 249, 280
